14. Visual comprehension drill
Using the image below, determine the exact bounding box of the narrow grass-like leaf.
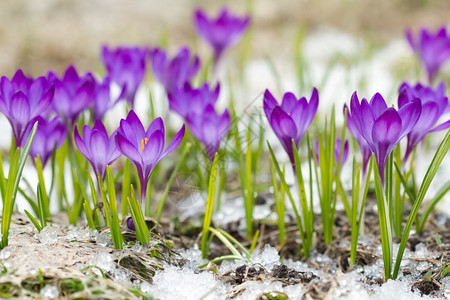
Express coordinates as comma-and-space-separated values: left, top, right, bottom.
35, 155, 50, 220
83, 199, 96, 230
209, 227, 247, 261
37, 185, 47, 228
268, 142, 309, 258
244, 126, 254, 238
18, 186, 39, 216
393, 130, 450, 279
155, 142, 192, 222
215, 227, 250, 259
87, 173, 100, 227
350, 157, 360, 268
24, 209, 42, 232
1, 121, 38, 248
249, 229, 259, 254
121, 159, 131, 217
201, 153, 219, 258
128, 185, 150, 245
0, 152, 6, 200
292, 140, 314, 253
106, 166, 124, 249
373, 156, 392, 281
270, 159, 285, 244
417, 181, 450, 232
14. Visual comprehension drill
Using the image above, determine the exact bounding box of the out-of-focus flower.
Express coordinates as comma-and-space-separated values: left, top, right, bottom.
92, 77, 125, 121
406, 26, 450, 84
0, 69, 54, 146
48, 66, 96, 126
149, 47, 200, 95
347, 92, 421, 184
186, 104, 230, 161
101, 45, 148, 108
74, 120, 121, 179
314, 138, 349, 167
21, 116, 66, 167
398, 82, 450, 162
194, 8, 250, 63
168, 82, 220, 118
264, 88, 319, 165
115, 110, 185, 204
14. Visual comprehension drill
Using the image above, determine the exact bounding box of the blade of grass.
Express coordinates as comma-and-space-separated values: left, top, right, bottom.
393, 130, 450, 279
1, 121, 38, 248
24, 209, 42, 232
128, 185, 150, 245
268, 142, 308, 258
155, 142, 192, 222
373, 156, 393, 281
417, 181, 450, 232
201, 153, 219, 258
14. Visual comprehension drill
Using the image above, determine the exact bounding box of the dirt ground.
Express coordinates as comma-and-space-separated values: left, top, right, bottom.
1, 0, 450, 76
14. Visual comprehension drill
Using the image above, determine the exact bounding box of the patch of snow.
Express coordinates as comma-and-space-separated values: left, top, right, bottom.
40, 284, 59, 299
66, 226, 98, 241
95, 232, 111, 247
145, 264, 227, 300
35, 226, 58, 244
93, 252, 115, 274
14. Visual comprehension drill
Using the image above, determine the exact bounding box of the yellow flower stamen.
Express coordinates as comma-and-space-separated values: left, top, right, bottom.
140, 138, 149, 153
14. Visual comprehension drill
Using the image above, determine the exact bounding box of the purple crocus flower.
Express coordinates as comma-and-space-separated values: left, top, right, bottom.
21, 116, 66, 167
168, 82, 220, 118
406, 26, 450, 84
115, 110, 185, 204
92, 77, 126, 121
0, 69, 54, 146
264, 88, 319, 166
398, 82, 450, 162
314, 138, 349, 167
347, 92, 422, 184
101, 45, 148, 108
149, 47, 200, 95
186, 104, 230, 161
194, 8, 250, 64
74, 120, 121, 179
48, 65, 96, 127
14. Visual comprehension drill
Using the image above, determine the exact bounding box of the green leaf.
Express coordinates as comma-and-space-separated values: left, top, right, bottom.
128, 185, 150, 245
24, 209, 42, 232
201, 153, 219, 258
155, 142, 192, 222
1, 121, 38, 248
393, 130, 450, 279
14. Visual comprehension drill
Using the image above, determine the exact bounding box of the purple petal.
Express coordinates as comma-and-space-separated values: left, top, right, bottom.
74, 126, 91, 161
10, 92, 30, 125
397, 98, 422, 141
263, 89, 278, 120
142, 130, 164, 165
370, 93, 388, 117
125, 110, 146, 140
271, 107, 297, 138
146, 117, 164, 139
430, 119, 450, 132
115, 132, 142, 164
280, 92, 297, 112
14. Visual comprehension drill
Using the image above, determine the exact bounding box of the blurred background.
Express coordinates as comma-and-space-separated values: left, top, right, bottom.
1, 0, 450, 77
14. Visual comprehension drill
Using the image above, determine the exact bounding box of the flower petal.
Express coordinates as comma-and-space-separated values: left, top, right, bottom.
115, 132, 142, 164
